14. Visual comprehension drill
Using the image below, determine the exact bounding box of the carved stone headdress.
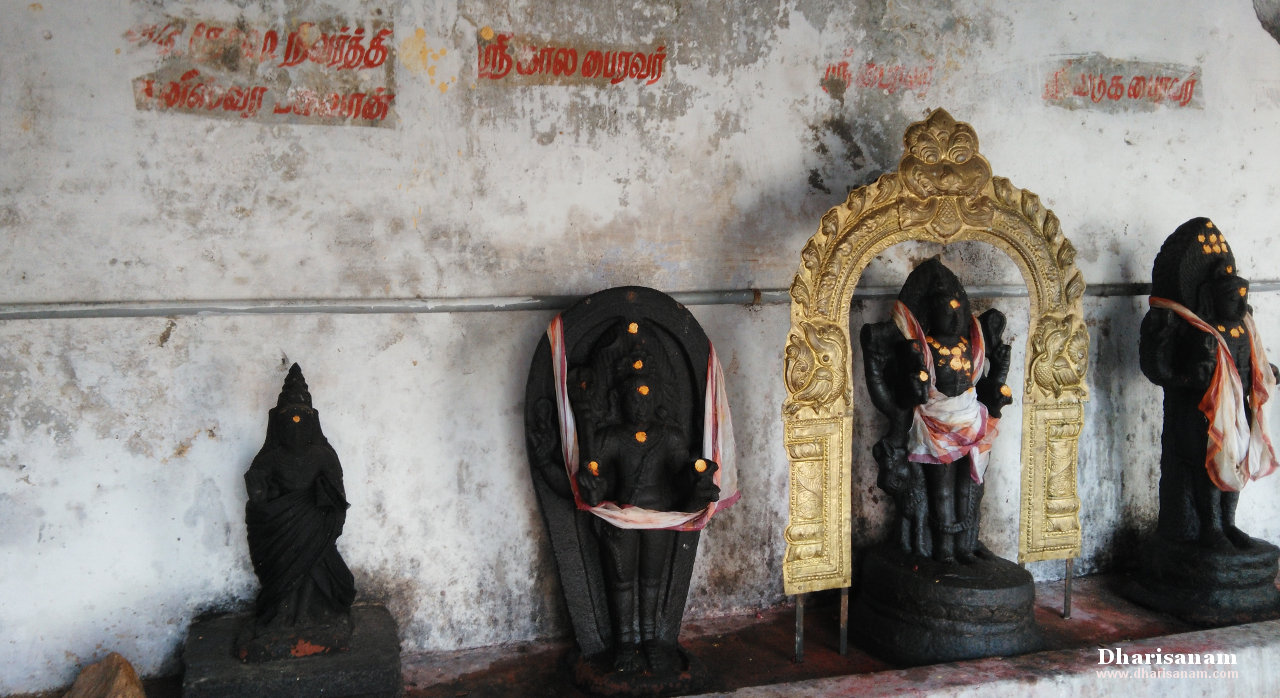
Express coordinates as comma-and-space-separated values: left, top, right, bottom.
276, 363, 313, 409
568, 318, 677, 427
1150, 217, 1238, 311
264, 363, 325, 450
897, 257, 972, 333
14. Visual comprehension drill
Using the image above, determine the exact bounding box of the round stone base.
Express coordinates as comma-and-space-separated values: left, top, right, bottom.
850, 543, 1043, 666
567, 645, 708, 697
1122, 534, 1280, 626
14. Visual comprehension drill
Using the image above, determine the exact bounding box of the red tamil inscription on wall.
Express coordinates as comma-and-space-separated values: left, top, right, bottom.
819, 47, 934, 99
126, 17, 396, 127
821, 61, 934, 98
1042, 54, 1200, 112
475, 26, 666, 86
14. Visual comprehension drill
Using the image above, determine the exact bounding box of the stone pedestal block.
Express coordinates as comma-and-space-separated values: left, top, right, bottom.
182, 604, 401, 698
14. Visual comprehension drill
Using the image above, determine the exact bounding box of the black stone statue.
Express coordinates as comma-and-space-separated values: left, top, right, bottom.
851, 257, 1040, 665
860, 257, 1013, 563
525, 287, 736, 695
1126, 217, 1280, 624
236, 363, 356, 662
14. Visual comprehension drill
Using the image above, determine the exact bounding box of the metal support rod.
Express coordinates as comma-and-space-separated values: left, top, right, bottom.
7, 281, 1277, 321
794, 594, 805, 663
1063, 558, 1074, 619
839, 587, 850, 656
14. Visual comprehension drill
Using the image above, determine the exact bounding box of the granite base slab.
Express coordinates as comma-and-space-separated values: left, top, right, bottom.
182, 603, 401, 698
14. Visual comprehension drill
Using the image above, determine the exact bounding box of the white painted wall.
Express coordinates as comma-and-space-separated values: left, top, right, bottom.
2, 0, 1280, 692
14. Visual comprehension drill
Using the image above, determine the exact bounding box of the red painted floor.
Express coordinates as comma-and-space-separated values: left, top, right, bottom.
400, 574, 1199, 697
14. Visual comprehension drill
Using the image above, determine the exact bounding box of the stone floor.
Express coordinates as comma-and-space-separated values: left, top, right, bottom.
18, 573, 1278, 697
399, 574, 1214, 696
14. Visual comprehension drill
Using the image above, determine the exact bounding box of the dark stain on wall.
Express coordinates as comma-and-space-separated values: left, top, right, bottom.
806, 114, 880, 198
807, 168, 831, 194
157, 319, 177, 348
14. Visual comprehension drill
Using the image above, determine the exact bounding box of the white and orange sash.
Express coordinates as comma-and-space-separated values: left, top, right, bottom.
548, 315, 740, 531
1149, 297, 1277, 491
892, 301, 999, 484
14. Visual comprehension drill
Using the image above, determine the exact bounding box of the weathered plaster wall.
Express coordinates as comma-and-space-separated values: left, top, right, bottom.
2, 0, 1280, 692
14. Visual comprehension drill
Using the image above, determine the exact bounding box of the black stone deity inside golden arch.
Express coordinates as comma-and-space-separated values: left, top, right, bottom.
860, 257, 1012, 564
851, 257, 1041, 666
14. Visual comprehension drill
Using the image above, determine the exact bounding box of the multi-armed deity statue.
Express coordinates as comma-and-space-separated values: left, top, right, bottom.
1129, 217, 1280, 623
778, 109, 1094, 663
861, 257, 1013, 564
525, 286, 737, 695
237, 363, 356, 661
852, 257, 1038, 664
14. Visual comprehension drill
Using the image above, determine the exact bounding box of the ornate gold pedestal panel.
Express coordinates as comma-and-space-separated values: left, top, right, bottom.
783, 109, 1088, 594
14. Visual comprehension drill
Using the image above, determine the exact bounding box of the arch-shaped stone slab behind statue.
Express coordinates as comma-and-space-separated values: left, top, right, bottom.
782, 109, 1089, 594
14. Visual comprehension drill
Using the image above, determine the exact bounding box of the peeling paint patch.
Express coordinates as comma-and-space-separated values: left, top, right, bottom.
156, 319, 176, 347
808, 115, 870, 192
807, 169, 831, 195
1041, 53, 1200, 111
0, 494, 44, 547
166, 427, 216, 462
20, 399, 74, 445
477, 28, 666, 86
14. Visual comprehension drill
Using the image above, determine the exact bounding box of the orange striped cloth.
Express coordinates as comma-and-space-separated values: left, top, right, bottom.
1150, 297, 1277, 490
892, 301, 999, 484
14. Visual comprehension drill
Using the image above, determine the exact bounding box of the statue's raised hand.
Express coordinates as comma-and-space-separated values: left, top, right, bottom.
902, 339, 930, 406
576, 459, 609, 506
979, 309, 1012, 378
690, 458, 720, 507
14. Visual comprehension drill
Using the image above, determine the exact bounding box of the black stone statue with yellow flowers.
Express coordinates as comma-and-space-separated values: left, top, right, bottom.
861, 257, 1013, 564
853, 257, 1041, 665
525, 287, 738, 696
1126, 217, 1280, 625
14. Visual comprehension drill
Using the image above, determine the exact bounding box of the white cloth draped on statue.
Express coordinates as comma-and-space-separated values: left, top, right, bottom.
1149, 296, 1277, 491
547, 315, 740, 531
891, 301, 999, 484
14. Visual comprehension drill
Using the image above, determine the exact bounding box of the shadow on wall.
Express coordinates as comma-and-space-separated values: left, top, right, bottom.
1259, 0, 1280, 43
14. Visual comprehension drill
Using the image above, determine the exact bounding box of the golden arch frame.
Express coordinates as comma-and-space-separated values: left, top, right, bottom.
782, 109, 1088, 594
